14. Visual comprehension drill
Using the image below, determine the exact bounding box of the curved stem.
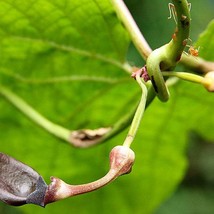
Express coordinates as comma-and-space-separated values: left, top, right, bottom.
146, 46, 171, 101
123, 72, 147, 147
111, 0, 214, 75
0, 82, 154, 148
111, 0, 152, 60
44, 170, 118, 205
146, 0, 191, 102
0, 85, 71, 142
46, 169, 117, 202
44, 145, 135, 205
98, 84, 154, 145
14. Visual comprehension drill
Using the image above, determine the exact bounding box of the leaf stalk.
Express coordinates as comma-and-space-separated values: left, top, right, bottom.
0, 85, 71, 142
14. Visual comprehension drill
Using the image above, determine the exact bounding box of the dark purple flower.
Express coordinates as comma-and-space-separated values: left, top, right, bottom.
0, 153, 47, 207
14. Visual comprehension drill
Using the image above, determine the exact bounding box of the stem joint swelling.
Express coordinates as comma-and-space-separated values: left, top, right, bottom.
146, 0, 191, 102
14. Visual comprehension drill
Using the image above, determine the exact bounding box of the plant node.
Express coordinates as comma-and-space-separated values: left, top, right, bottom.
146, 0, 191, 102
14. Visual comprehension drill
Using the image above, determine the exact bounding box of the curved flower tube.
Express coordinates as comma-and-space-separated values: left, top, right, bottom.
0, 146, 135, 207
43, 145, 135, 205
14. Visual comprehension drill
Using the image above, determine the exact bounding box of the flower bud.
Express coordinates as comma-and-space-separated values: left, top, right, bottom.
202, 71, 214, 92
0, 153, 47, 207
109, 146, 135, 176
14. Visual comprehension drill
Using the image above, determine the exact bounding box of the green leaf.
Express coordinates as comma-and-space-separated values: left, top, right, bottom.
196, 19, 214, 61
0, 1, 214, 214
0, 0, 130, 83
156, 187, 214, 214
0, 0, 131, 129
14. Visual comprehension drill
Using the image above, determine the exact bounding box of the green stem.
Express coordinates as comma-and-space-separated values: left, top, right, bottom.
0, 82, 154, 148
0, 85, 71, 142
123, 74, 147, 147
96, 1, 213, 145
166, 0, 191, 62
146, 0, 191, 102
162, 71, 204, 83
99, 85, 155, 145
111, 0, 152, 60
111, 0, 214, 75
146, 47, 171, 102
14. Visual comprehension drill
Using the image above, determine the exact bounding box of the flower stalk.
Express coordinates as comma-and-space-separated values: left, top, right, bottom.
123, 69, 148, 147
162, 71, 204, 83
44, 146, 135, 205
0, 84, 71, 142
162, 71, 214, 92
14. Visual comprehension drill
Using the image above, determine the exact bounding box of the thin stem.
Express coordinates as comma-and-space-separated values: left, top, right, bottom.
162, 71, 204, 83
0, 82, 153, 148
68, 170, 117, 196
0, 85, 71, 142
44, 170, 118, 205
123, 74, 147, 147
99, 85, 155, 145
44, 145, 135, 205
111, 0, 152, 60
162, 71, 214, 91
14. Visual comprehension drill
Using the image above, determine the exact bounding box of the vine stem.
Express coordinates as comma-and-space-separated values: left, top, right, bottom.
0, 83, 151, 148
111, 0, 152, 60
162, 71, 214, 91
44, 170, 118, 203
111, 0, 214, 74
123, 72, 148, 147
162, 71, 204, 83
146, 0, 191, 102
0, 85, 71, 142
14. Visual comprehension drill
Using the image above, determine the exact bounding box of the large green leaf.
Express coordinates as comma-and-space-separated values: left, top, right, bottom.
196, 19, 214, 61
0, 1, 214, 214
